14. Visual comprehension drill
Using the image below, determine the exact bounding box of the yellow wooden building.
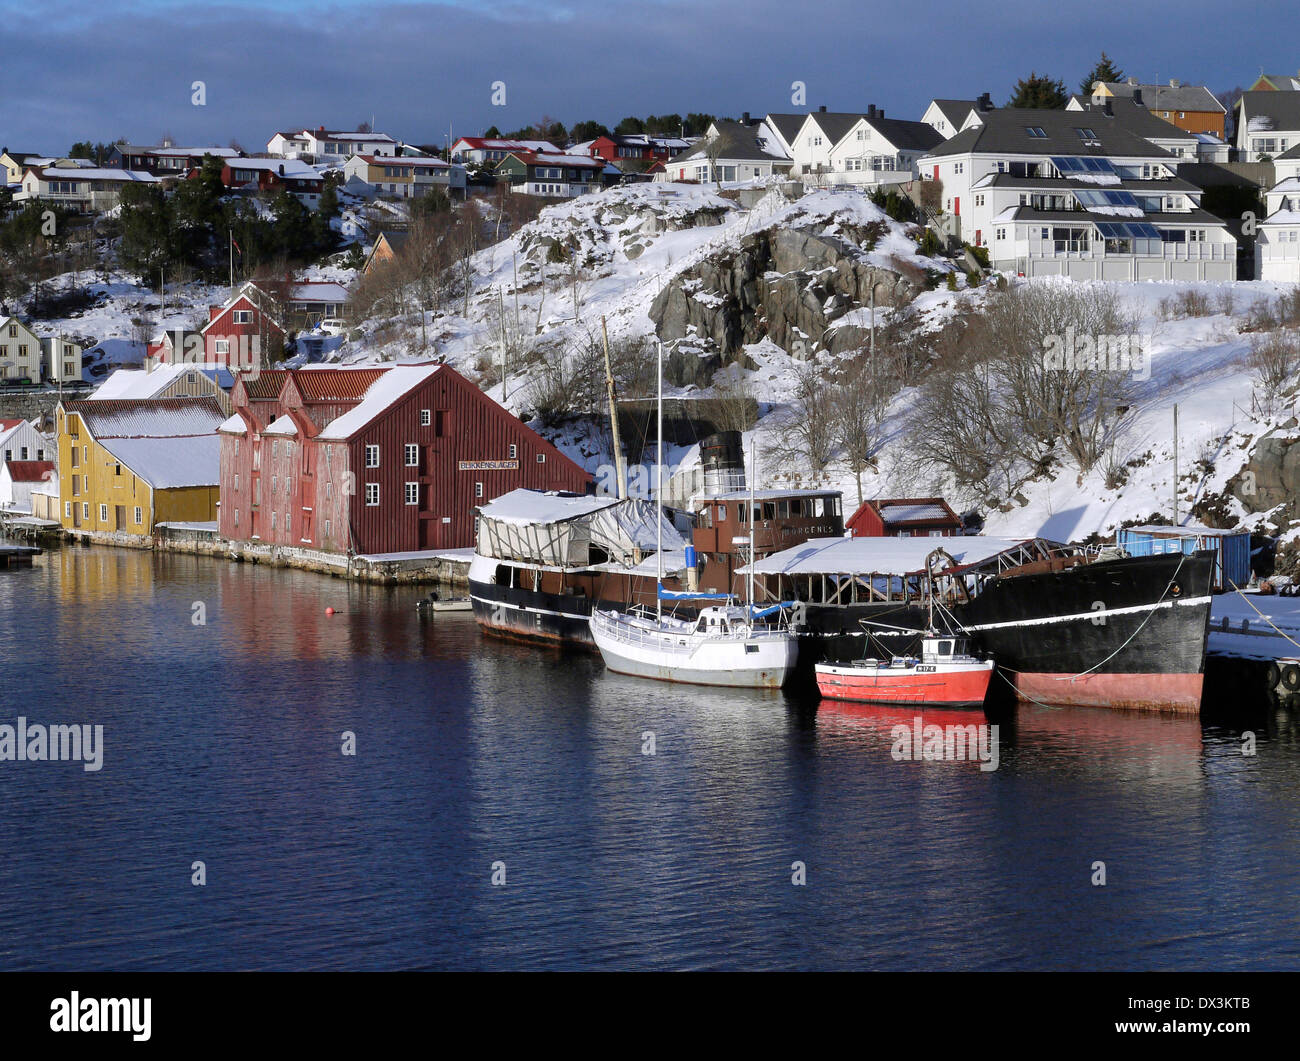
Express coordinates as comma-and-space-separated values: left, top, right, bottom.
56, 396, 226, 536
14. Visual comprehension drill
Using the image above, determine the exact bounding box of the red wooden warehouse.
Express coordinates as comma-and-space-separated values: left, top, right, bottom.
218, 364, 591, 554
846, 496, 963, 538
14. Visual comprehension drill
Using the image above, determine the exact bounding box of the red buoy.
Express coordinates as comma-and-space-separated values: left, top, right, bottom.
325, 607, 335, 616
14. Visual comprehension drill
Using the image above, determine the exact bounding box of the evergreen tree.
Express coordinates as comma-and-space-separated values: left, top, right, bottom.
570, 120, 611, 142
1007, 73, 1069, 109
613, 116, 646, 135
1080, 52, 1125, 96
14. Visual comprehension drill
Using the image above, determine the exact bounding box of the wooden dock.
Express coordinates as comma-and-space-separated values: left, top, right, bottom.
0, 543, 41, 569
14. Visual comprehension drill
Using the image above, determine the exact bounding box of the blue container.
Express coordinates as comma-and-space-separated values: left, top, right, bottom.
1116, 526, 1250, 592
684, 544, 697, 570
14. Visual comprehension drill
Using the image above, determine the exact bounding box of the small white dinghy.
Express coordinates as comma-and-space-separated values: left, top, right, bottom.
590, 603, 798, 688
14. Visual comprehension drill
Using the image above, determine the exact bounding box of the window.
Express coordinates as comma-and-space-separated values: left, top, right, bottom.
99, 504, 108, 522
72, 475, 80, 497
134, 506, 142, 525
508, 443, 517, 460
405, 482, 419, 505
420, 409, 431, 426
20, 446, 27, 460
214, 339, 230, 355
475, 481, 484, 499
365, 483, 379, 506
271, 512, 277, 530
405, 443, 419, 466
82, 503, 88, 519
324, 519, 331, 538
1024, 126, 1047, 138
1074, 127, 1097, 139
64, 501, 71, 518
536, 453, 545, 463
233, 310, 252, 324
365, 444, 379, 467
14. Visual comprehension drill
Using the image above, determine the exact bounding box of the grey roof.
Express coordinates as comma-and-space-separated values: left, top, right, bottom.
920, 106, 1175, 160
668, 120, 791, 165
1279, 143, 1300, 161
1086, 98, 1198, 142
764, 113, 807, 148
864, 116, 944, 153
928, 99, 978, 127
805, 111, 866, 146
1238, 91, 1300, 131
1098, 81, 1225, 114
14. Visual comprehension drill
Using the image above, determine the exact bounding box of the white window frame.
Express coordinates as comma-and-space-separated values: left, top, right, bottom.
364, 444, 380, 468
405, 482, 419, 505
365, 482, 379, 506
405, 443, 419, 466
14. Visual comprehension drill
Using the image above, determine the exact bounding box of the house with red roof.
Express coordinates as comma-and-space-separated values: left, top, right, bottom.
217, 365, 591, 554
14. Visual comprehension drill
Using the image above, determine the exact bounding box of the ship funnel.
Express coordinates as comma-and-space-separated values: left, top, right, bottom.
701, 431, 746, 496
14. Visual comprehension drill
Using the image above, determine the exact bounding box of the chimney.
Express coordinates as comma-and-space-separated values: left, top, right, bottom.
867, 104, 877, 118
742, 111, 750, 124
978, 91, 993, 112
819, 105, 827, 112
1127, 76, 1139, 86
1169, 78, 1181, 88
878, 108, 884, 119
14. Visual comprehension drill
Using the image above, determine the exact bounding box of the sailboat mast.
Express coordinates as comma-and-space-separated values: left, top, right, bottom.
657, 340, 663, 623
748, 436, 756, 611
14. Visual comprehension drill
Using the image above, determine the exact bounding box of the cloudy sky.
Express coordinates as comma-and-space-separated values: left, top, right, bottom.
1, 0, 1292, 153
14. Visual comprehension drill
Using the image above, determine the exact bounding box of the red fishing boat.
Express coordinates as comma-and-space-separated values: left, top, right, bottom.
815, 632, 994, 707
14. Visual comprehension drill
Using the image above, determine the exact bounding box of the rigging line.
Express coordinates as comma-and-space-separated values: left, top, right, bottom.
1225, 576, 1300, 651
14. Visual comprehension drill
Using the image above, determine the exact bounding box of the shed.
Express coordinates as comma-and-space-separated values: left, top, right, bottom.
847, 496, 963, 538
1116, 524, 1250, 592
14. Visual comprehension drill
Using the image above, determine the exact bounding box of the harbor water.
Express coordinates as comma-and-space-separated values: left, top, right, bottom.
1, 545, 1298, 970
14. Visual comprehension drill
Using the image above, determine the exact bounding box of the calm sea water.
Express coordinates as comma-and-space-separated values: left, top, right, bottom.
1, 544, 1298, 971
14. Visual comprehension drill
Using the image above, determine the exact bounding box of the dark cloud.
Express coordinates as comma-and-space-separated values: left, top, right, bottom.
0, 0, 1289, 153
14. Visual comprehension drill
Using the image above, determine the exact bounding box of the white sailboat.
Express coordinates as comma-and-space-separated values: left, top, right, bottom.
589, 344, 799, 688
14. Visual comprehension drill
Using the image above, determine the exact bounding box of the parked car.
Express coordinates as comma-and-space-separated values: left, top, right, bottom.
318, 318, 348, 336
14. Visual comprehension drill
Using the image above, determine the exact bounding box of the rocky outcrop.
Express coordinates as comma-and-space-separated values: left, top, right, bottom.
1228, 422, 1300, 527
649, 221, 916, 364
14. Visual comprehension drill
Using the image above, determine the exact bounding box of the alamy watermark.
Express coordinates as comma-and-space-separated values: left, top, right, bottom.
158, 328, 262, 380
0, 716, 103, 772
1043, 326, 1151, 381
890, 716, 999, 771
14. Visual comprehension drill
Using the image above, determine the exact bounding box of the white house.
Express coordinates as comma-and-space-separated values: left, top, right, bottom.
0, 457, 56, 515
922, 99, 979, 139
342, 154, 467, 198
1256, 144, 1300, 281
658, 119, 792, 183
450, 137, 561, 165
267, 127, 398, 162
784, 106, 943, 187
0, 317, 44, 383
41, 335, 83, 385
918, 103, 1237, 281
1234, 92, 1300, 162
15, 161, 158, 213
0, 418, 51, 465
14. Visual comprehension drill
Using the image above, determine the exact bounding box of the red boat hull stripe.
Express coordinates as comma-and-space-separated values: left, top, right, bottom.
1013, 671, 1203, 713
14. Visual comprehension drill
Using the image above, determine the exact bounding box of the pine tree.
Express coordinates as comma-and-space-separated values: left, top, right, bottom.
1080, 52, 1125, 96
1007, 73, 1069, 109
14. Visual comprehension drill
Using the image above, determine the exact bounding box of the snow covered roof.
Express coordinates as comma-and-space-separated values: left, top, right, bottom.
877, 502, 955, 523
479, 488, 617, 526
738, 535, 1039, 576
228, 158, 321, 178
30, 166, 157, 182
63, 397, 227, 439
91, 364, 220, 400
314, 365, 441, 440
218, 413, 247, 434
98, 435, 221, 489
289, 282, 350, 303
262, 414, 298, 436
